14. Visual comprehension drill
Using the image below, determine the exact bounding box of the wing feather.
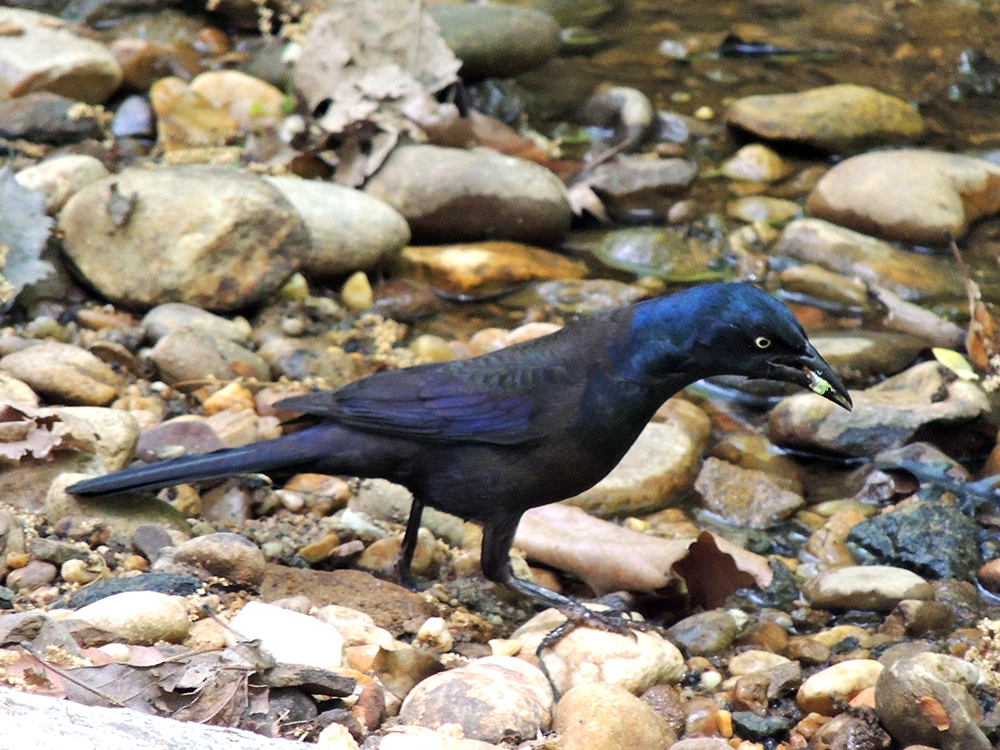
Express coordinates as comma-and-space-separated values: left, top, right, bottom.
275, 355, 579, 445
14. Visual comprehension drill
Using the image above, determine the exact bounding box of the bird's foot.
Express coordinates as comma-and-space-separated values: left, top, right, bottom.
534, 605, 651, 699
535, 604, 650, 654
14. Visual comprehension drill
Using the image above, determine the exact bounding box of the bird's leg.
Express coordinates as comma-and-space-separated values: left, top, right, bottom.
479, 519, 648, 639
395, 496, 426, 591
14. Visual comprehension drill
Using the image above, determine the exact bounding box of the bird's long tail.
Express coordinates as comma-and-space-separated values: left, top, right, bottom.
66, 427, 328, 496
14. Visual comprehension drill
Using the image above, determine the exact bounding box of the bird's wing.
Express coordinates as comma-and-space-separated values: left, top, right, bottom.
275, 354, 582, 446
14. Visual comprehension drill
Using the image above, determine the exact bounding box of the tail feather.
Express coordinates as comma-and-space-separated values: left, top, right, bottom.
67, 429, 324, 496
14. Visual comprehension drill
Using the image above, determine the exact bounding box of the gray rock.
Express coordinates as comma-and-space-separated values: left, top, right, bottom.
6, 560, 57, 591
806, 150, 1000, 246
68, 572, 201, 608
773, 218, 964, 302
847, 502, 984, 580
0, 92, 104, 144
431, 4, 560, 80
15, 155, 109, 214
0, 9, 122, 104
263, 176, 410, 279
142, 303, 251, 343
0, 342, 122, 406
399, 656, 553, 742
769, 361, 989, 457
349, 478, 465, 548
364, 144, 571, 245
665, 610, 739, 656
59, 165, 308, 312
148, 328, 270, 384
170, 532, 266, 587
875, 652, 990, 750
586, 157, 697, 220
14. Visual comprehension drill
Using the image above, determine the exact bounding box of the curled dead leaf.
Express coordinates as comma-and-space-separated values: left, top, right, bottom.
515, 505, 771, 604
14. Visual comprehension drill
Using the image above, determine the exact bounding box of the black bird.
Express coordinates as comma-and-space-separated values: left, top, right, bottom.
69, 283, 851, 625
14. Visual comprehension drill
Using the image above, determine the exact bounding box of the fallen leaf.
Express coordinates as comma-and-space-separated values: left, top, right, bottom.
0, 166, 55, 310
916, 695, 950, 731
515, 505, 771, 600
0, 403, 98, 461
950, 237, 1000, 387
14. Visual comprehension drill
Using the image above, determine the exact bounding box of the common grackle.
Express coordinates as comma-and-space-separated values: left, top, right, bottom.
68, 283, 851, 625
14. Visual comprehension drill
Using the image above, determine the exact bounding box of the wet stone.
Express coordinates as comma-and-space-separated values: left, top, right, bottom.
773, 218, 964, 302
725, 83, 924, 153
363, 144, 572, 246
528, 278, 646, 314
726, 195, 801, 224
802, 565, 930, 612
875, 652, 990, 750
846, 502, 984, 581
806, 149, 1000, 246
808, 706, 890, 749
430, 4, 560, 80
769, 362, 989, 457
731, 711, 794, 741
585, 156, 697, 220
587, 227, 730, 283
0, 8, 122, 104
0, 92, 104, 144
796, 659, 883, 715
806, 331, 926, 387
665, 609, 739, 656
400, 241, 586, 298
694, 457, 804, 529
721, 143, 794, 183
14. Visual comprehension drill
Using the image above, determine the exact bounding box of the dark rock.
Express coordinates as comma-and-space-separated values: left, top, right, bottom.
0, 92, 103, 144
847, 502, 982, 580
730, 711, 793, 740
67, 572, 201, 608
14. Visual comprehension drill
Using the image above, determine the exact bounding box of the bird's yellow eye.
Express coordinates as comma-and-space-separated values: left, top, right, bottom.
755, 336, 771, 349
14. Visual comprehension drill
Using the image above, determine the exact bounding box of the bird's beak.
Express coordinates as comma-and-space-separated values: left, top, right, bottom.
799, 343, 852, 411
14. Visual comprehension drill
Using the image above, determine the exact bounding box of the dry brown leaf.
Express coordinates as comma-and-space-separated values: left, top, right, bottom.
515, 505, 771, 600
915, 695, 950, 731
292, 0, 460, 183
0, 402, 98, 461
950, 237, 1000, 384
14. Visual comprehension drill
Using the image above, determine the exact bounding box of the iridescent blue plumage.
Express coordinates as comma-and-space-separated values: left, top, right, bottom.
68, 282, 850, 621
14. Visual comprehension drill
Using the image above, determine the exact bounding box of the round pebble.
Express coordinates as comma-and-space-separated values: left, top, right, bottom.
72, 591, 192, 645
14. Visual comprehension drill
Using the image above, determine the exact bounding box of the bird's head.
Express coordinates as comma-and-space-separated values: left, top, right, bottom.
631, 283, 853, 410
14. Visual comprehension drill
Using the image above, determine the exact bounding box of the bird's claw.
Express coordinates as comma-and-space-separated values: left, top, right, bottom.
536, 606, 649, 655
